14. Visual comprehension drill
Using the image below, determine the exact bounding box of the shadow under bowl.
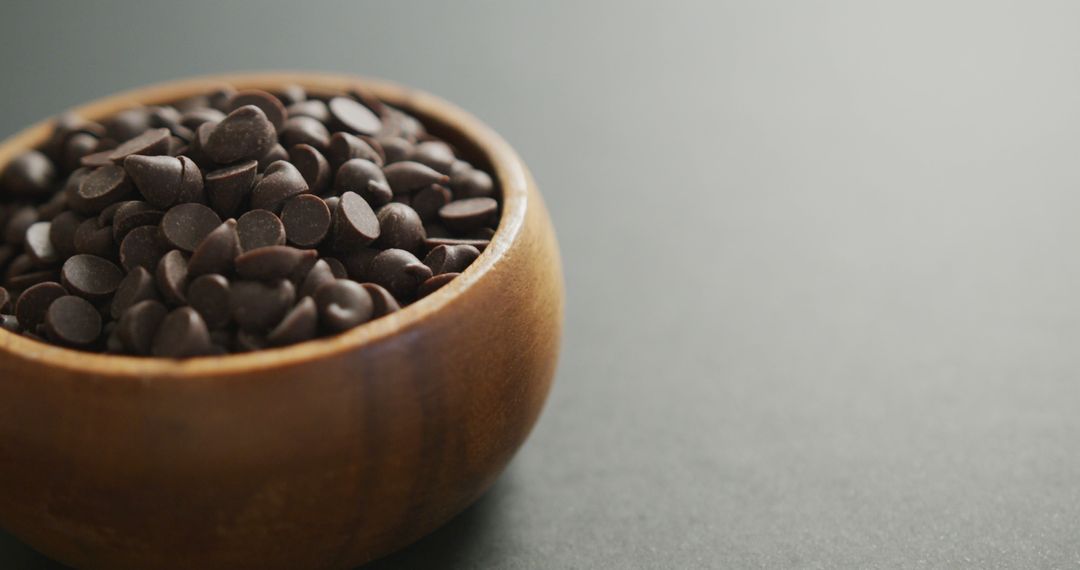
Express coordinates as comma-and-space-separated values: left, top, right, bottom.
0, 72, 563, 570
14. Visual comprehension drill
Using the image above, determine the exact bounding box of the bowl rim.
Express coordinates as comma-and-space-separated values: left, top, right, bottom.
0, 72, 530, 378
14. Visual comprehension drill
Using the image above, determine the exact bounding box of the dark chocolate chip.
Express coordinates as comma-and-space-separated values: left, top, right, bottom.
0, 286, 10, 313
161, 203, 221, 252
334, 158, 390, 206
38, 191, 69, 221
15, 281, 67, 330
205, 160, 257, 218
332, 191, 380, 248
439, 197, 499, 233
362, 282, 401, 317
340, 248, 378, 281
104, 108, 152, 142
0, 314, 17, 333
379, 136, 413, 164
375, 202, 426, 254
368, 248, 432, 302
423, 236, 490, 252
267, 296, 318, 347
180, 108, 226, 130
409, 141, 456, 174
61, 254, 123, 300
281, 116, 329, 150
177, 156, 205, 204
286, 100, 330, 123
155, 249, 189, 305
62, 133, 100, 173
383, 161, 449, 195
152, 306, 213, 358
123, 154, 184, 209
299, 259, 336, 298
451, 167, 495, 199
257, 144, 289, 172
287, 144, 331, 195
313, 279, 373, 332
417, 272, 459, 299
281, 194, 331, 248
412, 184, 453, 223
77, 165, 134, 212
228, 89, 288, 131
119, 225, 167, 272
1, 151, 56, 198
323, 257, 347, 279
230, 279, 295, 332
117, 299, 167, 355
188, 274, 231, 329
277, 84, 307, 106
327, 132, 383, 169
108, 128, 172, 164
111, 266, 159, 319
112, 201, 164, 242
6, 269, 59, 291
188, 219, 241, 277
328, 97, 382, 136
4, 207, 37, 245
44, 295, 101, 347
235, 245, 317, 281
203, 105, 278, 164
424, 244, 481, 275
237, 209, 286, 252
251, 161, 308, 212
25, 222, 58, 265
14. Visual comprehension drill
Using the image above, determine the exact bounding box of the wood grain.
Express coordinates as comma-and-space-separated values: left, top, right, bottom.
0, 73, 563, 570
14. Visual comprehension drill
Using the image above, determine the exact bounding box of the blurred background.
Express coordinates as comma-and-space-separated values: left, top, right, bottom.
4, 0, 1080, 567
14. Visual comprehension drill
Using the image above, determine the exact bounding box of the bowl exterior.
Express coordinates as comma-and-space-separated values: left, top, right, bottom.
0, 75, 562, 570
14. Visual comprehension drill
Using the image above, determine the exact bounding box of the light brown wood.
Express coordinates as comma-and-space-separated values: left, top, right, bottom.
0, 73, 563, 569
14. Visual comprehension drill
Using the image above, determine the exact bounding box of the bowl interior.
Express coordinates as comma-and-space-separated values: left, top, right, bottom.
0, 72, 528, 378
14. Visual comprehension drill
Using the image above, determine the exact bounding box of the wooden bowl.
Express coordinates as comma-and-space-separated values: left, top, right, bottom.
0, 73, 563, 569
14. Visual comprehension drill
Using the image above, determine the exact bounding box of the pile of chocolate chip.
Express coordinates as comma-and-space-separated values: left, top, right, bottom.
0, 85, 498, 357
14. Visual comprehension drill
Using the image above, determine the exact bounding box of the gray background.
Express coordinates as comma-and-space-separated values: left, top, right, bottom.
3, 0, 1080, 568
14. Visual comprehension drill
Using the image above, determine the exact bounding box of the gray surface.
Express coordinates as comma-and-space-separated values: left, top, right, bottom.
3, 1, 1080, 568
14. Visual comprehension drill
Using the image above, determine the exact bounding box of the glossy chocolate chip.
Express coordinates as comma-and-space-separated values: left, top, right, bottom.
375, 202, 426, 254
281, 116, 329, 150
383, 161, 449, 195
117, 299, 167, 355
424, 244, 481, 275
327, 132, 383, 169
237, 209, 286, 252
417, 272, 459, 299
328, 97, 382, 136
44, 295, 101, 347
409, 141, 456, 174
112, 201, 164, 242
334, 158, 391, 205
299, 259, 336, 298
1, 151, 56, 198
287, 100, 330, 123
111, 266, 159, 319
152, 306, 213, 358
161, 203, 221, 252
156, 249, 189, 305
379, 136, 413, 164
0, 314, 18, 332
362, 282, 401, 317
203, 105, 278, 164
228, 89, 288, 131
439, 197, 499, 233
332, 191, 380, 249
313, 279, 373, 332
205, 160, 257, 218
251, 161, 309, 213
423, 236, 490, 252
25, 222, 58, 265
78, 164, 134, 212
108, 128, 171, 164
368, 248, 432, 302
0, 286, 10, 313
62, 254, 123, 299
451, 167, 495, 199
119, 225, 167, 272
123, 154, 184, 209
281, 194, 331, 248
188, 219, 241, 277
267, 296, 318, 346
15, 282, 67, 330
177, 156, 205, 203
230, 279, 295, 332
287, 144, 331, 195
412, 184, 453, 223
188, 274, 231, 329
235, 245, 317, 281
